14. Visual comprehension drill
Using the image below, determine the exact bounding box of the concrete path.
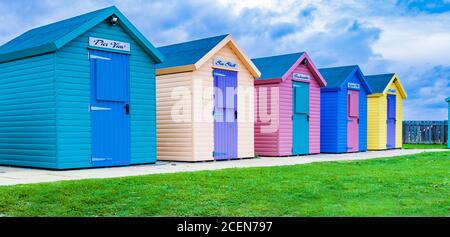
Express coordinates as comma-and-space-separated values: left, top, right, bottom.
0, 149, 447, 186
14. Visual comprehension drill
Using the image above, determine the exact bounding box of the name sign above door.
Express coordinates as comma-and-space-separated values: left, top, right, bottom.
387, 89, 396, 94
213, 59, 238, 70
347, 82, 360, 90
292, 73, 310, 81
89, 37, 130, 52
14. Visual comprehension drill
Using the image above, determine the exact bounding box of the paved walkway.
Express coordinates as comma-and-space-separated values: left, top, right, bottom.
0, 149, 446, 186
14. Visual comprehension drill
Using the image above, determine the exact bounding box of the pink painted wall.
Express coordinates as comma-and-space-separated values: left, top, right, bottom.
254, 53, 325, 156
278, 76, 293, 156
254, 83, 280, 156
309, 73, 321, 154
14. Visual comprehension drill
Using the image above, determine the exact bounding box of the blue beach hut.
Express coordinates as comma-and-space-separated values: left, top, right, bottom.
0, 6, 164, 169
318, 65, 372, 153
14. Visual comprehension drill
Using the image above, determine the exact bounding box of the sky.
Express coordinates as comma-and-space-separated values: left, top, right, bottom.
0, 0, 449, 120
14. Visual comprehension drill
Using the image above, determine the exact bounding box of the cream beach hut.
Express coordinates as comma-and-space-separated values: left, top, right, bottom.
156, 35, 261, 161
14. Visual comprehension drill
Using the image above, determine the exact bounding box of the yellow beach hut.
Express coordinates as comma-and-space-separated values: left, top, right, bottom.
156, 34, 261, 161
366, 73, 407, 150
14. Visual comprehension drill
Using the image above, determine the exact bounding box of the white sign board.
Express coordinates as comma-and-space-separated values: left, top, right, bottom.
213, 59, 238, 70
292, 73, 310, 81
89, 37, 130, 52
347, 82, 360, 90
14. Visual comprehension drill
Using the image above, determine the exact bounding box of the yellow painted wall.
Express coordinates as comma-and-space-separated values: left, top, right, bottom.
192, 44, 255, 160
367, 95, 387, 150
156, 72, 194, 161
367, 80, 404, 150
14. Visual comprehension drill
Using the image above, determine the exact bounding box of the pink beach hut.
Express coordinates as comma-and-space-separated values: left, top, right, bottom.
252, 52, 327, 156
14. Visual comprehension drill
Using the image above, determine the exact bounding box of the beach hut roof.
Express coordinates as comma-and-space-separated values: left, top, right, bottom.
366, 73, 407, 98
156, 34, 260, 77
319, 65, 372, 93
157, 34, 228, 69
252, 52, 304, 80
365, 73, 394, 93
0, 6, 164, 63
252, 52, 326, 86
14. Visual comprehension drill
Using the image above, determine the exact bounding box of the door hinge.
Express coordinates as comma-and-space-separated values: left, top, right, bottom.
307, 115, 310, 122
91, 157, 112, 162
90, 55, 112, 60
89, 106, 112, 111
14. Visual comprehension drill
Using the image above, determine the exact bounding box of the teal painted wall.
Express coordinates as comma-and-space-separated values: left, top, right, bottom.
0, 53, 58, 169
55, 20, 157, 169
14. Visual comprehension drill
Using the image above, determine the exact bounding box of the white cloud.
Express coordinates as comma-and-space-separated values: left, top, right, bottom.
0, 0, 448, 120
371, 15, 450, 68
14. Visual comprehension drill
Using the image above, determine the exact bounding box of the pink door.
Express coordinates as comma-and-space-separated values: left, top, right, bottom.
347, 90, 359, 152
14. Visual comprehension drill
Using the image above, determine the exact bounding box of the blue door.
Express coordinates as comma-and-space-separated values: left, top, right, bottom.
387, 95, 396, 149
213, 69, 238, 160
292, 81, 309, 155
89, 50, 130, 167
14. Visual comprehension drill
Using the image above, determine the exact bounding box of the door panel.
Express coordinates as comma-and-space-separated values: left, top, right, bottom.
347, 90, 359, 152
292, 81, 309, 155
95, 55, 128, 102
90, 50, 130, 167
387, 95, 396, 149
213, 69, 238, 160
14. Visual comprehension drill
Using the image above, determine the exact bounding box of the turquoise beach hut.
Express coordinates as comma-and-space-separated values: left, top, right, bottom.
0, 6, 163, 169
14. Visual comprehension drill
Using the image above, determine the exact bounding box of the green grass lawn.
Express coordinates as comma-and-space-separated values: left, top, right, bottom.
403, 144, 448, 149
0, 152, 449, 217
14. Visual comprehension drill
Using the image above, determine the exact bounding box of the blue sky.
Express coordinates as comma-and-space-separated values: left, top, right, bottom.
0, 0, 449, 120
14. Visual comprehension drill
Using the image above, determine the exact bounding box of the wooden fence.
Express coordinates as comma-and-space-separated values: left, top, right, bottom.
403, 121, 448, 144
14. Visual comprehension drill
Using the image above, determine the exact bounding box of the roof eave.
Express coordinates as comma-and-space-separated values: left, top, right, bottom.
383, 73, 407, 99
54, 6, 164, 63
0, 43, 58, 63
321, 87, 341, 92
351, 67, 373, 94
112, 8, 164, 63
341, 65, 373, 95
281, 52, 327, 87
194, 35, 261, 78
368, 93, 384, 98
254, 78, 282, 85
156, 64, 196, 76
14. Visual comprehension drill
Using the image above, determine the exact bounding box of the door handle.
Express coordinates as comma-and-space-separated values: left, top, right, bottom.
124, 104, 130, 115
